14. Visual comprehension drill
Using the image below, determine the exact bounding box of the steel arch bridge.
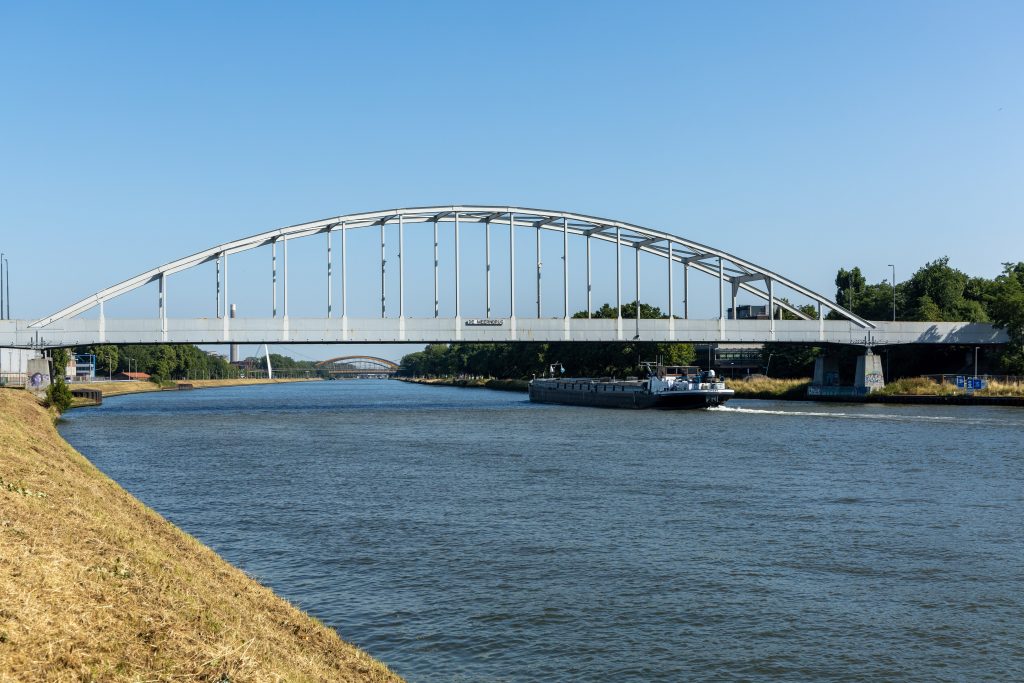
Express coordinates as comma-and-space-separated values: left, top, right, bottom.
0, 205, 1006, 348
316, 356, 399, 377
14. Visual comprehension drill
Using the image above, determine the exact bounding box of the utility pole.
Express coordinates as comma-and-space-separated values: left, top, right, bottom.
0, 252, 5, 320
2, 255, 8, 319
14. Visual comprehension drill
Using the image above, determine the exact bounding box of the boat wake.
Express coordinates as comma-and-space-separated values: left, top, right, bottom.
705, 404, 1003, 425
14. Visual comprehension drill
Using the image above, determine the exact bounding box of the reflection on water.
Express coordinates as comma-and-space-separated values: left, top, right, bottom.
59, 381, 1024, 682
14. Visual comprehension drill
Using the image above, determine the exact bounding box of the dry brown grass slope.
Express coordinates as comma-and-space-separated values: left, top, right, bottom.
0, 389, 404, 683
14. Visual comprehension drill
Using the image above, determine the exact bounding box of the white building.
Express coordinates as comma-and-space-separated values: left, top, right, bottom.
0, 348, 41, 387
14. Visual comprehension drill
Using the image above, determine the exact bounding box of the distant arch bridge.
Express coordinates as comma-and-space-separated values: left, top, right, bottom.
316, 356, 399, 377
0, 205, 1007, 348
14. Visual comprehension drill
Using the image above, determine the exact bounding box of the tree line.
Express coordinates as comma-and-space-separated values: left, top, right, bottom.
399, 302, 698, 379
56, 344, 330, 383
75, 346, 329, 381
400, 257, 1024, 379
71, 344, 241, 382
827, 258, 1024, 373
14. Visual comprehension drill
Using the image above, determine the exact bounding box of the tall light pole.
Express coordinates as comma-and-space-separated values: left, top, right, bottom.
1, 255, 7, 321
0, 252, 5, 320
887, 264, 896, 321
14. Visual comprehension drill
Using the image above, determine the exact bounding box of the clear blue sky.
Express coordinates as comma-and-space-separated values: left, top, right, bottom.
2, 1, 1021, 361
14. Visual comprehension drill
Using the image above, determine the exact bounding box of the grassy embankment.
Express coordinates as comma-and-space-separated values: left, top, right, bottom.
399, 377, 529, 392
723, 377, 810, 399
70, 374, 317, 405
0, 388, 403, 683
874, 376, 1024, 397
724, 376, 1024, 400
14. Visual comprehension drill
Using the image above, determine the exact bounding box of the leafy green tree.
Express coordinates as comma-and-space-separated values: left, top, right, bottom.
152, 346, 176, 380
574, 301, 665, 320
829, 258, 991, 323
902, 257, 988, 322
50, 348, 71, 381
829, 269, 896, 320
45, 378, 73, 412
558, 301, 695, 375
248, 353, 318, 372
988, 262, 1024, 372
46, 348, 74, 413
835, 267, 867, 311
780, 300, 819, 320
77, 344, 242, 380
92, 345, 119, 378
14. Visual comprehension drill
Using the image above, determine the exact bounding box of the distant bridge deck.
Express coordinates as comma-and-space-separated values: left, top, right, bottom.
0, 317, 1008, 349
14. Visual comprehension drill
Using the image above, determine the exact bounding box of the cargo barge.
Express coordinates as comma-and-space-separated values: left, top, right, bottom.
529, 365, 734, 409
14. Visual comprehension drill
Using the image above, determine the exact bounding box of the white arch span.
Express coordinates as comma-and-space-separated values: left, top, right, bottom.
31, 205, 872, 330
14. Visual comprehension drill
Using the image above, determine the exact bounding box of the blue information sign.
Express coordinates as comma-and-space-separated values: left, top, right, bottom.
960, 377, 985, 392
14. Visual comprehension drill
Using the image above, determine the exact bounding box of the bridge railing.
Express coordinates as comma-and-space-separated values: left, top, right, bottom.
0, 316, 1008, 348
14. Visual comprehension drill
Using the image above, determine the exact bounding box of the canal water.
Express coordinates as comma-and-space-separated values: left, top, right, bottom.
58, 381, 1024, 682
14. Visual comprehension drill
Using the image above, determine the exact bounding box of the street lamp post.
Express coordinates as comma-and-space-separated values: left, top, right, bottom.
0, 252, 5, 320
887, 264, 896, 321
974, 347, 979, 379
1, 256, 8, 319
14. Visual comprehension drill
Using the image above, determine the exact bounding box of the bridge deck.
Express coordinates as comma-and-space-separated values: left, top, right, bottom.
0, 318, 1008, 348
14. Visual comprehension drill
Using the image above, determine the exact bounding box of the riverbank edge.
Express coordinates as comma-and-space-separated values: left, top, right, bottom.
398, 377, 530, 392
398, 377, 1024, 407
0, 388, 404, 682
69, 376, 322, 404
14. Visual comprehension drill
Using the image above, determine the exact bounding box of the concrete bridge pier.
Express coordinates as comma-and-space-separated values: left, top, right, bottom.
810, 349, 885, 395
812, 355, 840, 388
854, 349, 885, 393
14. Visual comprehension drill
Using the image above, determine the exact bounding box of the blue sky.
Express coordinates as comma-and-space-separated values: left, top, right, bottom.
1, 1, 1021, 360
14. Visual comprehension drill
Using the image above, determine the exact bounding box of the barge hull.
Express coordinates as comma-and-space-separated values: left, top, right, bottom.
529, 385, 730, 409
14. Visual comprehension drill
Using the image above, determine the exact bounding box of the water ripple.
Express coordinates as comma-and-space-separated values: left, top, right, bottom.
59, 382, 1024, 683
